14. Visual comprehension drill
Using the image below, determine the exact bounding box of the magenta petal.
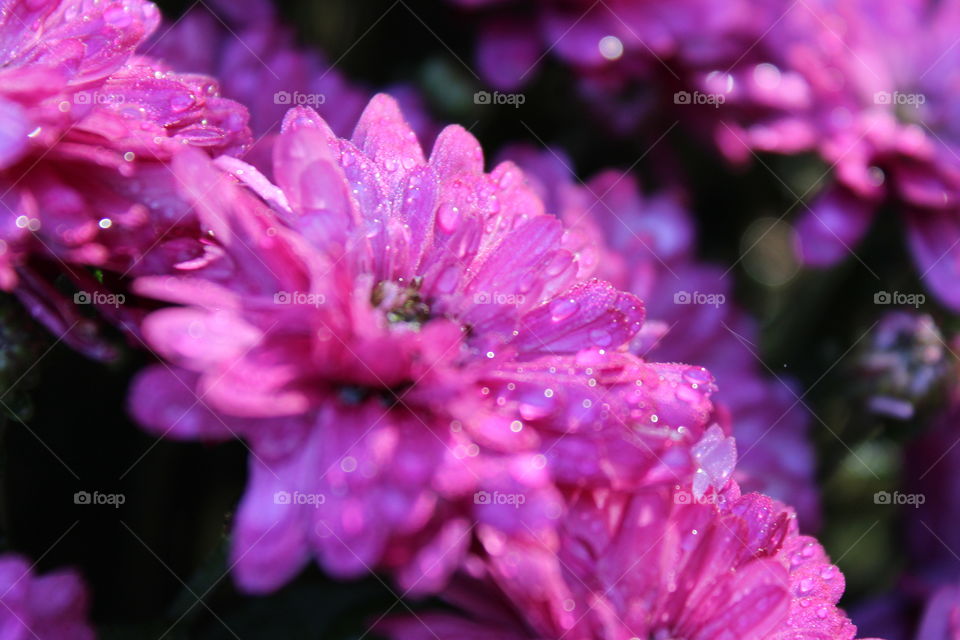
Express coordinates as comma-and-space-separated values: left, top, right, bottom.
395, 518, 471, 597
273, 119, 358, 245
350, 93, 425, 192
142, 307, 262, 369
429, 125, 485, 178
511, 279, 645, 354
691, 423, 737, 498
794, 187, 876, 266
231, 455, 311, 594
906, 208, 960, 311
0, 98, 29, 169
127, 366, 235, 441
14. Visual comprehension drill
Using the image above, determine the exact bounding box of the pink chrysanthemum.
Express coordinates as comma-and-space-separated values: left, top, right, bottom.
129, 95, 722, 595
0, 554, 93, 640
500, 144, 820, 527
382, 481, 871, 640
0, 0, 251, 354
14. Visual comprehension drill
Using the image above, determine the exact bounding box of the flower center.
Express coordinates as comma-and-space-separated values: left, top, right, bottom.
371, 276, 431, 329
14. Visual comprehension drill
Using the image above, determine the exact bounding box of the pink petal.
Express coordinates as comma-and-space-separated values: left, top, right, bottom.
511, 279, 645, 354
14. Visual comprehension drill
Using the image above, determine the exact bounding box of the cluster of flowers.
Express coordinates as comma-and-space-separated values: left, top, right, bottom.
3, 0, 952, 637
452, 0, 960, 314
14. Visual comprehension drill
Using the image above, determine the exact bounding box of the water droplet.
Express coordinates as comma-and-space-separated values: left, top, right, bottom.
550, 298, 578, 322
170, 94, 195, 112
589, 328, 612, 346
437, 204, 461, 233
598, 35, 624, 60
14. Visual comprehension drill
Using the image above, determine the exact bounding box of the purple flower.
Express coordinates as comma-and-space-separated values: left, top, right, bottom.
381, 480, 871, 639
906, 396, 960, 585
915, 582, 960, 640
448, 0, 774, 91
0, 554, 93, 640
147, 0, 437, 175
855, 311, 952, 420
146, 0, 368, 141
704, 0, 960, 310
501, 144, 821, 527
0, 0, 252, 355
128, 95, 721, 594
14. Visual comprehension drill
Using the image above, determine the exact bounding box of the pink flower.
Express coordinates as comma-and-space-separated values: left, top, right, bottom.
382, 481, 871, 639
501, 144, 821, 527
0, 0, 252, 355
128, 95, 720, 594
0, 554, 93, 640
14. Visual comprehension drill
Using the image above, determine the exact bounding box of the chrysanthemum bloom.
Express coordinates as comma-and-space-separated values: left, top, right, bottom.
0, 0, 251, 355
915, 582, 960, 640
148, 0, 436, 171
854, 311, 953, 420
501, 144, 820, 526
705, 0, 960, 310
129, 95, 722, 594
905, 396, 960, 585
0, 554, 93, 640
447, 0, 774, 91
382, 480, 872, 639
147, 0, 368, 140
